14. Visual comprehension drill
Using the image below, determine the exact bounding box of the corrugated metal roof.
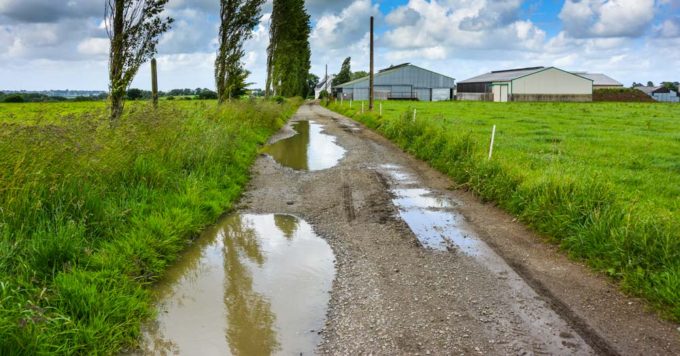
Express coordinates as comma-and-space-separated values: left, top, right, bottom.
379, 63, 410, 73
573, 73, 622, 86
458, 67, 546, 83
335, 63, 454, 88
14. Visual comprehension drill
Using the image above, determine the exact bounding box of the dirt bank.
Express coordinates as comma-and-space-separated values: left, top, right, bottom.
239, 103, 680, 355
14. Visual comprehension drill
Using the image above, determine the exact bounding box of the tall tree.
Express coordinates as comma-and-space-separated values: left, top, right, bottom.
333, 57, 352, 86
215, 0, 265, 103
266, 0, 311, 97
106, 0, 173, 123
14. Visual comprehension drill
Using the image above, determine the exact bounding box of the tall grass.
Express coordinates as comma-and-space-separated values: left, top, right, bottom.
0, 99, 301, 354
328, 100, 680, 321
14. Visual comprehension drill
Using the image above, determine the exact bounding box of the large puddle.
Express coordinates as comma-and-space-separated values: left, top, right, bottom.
140, 214, 335, 355
264, 120, 346, 171
380, 164, 480, 254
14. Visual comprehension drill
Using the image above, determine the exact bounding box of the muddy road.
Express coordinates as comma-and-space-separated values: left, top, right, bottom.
142, 103, 680, 355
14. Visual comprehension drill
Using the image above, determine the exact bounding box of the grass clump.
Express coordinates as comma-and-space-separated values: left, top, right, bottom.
0, 98, 301, 354
328, 100, 680, 321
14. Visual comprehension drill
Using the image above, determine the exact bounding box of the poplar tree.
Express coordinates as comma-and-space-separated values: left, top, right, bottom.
215, 0, 265, 103
266, 0, 311, 97
106, 0, 173, 123
333, 57, 352, 86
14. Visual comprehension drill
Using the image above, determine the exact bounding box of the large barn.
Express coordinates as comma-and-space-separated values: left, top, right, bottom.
334, 63, 456, 102
457, 66, 593, 102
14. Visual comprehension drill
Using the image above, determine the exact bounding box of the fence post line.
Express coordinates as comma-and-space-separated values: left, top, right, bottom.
488, 125, 496, 160
379, 102, 382, 117
413, 108, 417, 122
361, 101, 364, 114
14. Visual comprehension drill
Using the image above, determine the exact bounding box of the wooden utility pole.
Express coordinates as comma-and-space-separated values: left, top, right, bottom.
151, 58, 159, 108
369, 16, 375, 111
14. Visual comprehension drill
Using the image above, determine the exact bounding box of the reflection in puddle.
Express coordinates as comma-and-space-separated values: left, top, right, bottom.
380, 164, 480, 254
141, 214, 335, 355
264, 120, 346, 171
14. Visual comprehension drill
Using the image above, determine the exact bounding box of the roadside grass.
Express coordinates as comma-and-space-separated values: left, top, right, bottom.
0, 98, 301, 354
328, 100, 680, 321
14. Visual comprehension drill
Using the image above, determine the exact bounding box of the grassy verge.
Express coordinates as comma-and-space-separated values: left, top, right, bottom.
327, 100, 680, 321
0, 98, 301, 354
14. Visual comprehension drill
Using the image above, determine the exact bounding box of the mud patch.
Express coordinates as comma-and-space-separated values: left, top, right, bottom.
139, 214, 335, 355
263, 120, 345, 171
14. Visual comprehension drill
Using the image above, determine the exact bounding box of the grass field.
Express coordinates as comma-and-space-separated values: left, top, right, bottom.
0, 98, 300, 354
328, 100, 680, 321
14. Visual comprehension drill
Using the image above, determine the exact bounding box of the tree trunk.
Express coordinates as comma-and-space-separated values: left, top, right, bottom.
109, 0, 125, 123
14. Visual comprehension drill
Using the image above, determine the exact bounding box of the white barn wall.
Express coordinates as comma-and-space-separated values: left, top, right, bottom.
512, 68, 592, 95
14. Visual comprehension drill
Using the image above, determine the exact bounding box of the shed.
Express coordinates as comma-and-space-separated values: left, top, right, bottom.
573, 73, 623, 89
334, 63, 456, 102
457, 66, 593, 102
635, 86, 679, 103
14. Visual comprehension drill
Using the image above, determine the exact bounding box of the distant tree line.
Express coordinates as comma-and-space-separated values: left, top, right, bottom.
0, 91, 108, 103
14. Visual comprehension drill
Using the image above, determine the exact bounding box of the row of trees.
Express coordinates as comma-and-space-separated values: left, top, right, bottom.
105, 0, 312, 123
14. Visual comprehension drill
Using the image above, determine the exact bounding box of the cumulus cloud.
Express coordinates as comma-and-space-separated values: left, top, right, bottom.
0, 0, 101, 23
381, 0, 545, 51
77, 37, 108, 56
655, 17, 680, 37
310, 0, 379, 50
559, 0, 656, 38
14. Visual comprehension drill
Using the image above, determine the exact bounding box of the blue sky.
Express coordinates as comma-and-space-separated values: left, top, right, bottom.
0, 0, 679, 90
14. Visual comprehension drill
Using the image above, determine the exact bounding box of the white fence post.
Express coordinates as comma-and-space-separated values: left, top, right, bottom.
361, 102, 364, 114
488, 125, 496, 160
413, 109, 417, 122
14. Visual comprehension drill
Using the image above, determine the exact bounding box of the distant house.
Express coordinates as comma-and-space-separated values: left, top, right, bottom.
573, 73, 623, 89
334, 63, 456, 102
315, 74, 335, 99
635, 86, 679, 103
457, 66, 593, 102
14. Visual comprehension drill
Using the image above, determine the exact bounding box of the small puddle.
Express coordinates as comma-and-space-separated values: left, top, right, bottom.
264, 120, 346, 171
139, 214, 335, 355
380, 164, 480, 254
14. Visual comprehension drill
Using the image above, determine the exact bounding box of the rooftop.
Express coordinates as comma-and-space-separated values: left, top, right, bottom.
573, 73, 622, 86
458, 67, 546, 83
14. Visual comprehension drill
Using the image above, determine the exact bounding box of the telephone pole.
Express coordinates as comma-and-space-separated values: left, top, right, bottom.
369, 16, 375, 111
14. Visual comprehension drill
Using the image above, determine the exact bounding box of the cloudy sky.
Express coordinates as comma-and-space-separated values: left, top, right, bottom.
0, 0, 679, 91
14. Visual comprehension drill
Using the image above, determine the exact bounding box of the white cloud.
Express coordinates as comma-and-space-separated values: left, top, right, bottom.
559, 0, 656, 38
77, 37, 108, 56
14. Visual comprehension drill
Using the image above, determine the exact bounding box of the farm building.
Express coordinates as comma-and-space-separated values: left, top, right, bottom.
573, 73, 623, 89
457, 66, 593, 102
334, 63, 455, 102
634, 86, 679, 103
314, 74, 335, 99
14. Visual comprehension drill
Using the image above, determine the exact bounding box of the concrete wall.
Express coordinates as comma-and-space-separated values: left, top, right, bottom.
511, 94, 592, 102
457, 93, 492, 101
512, 68, 592, 95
